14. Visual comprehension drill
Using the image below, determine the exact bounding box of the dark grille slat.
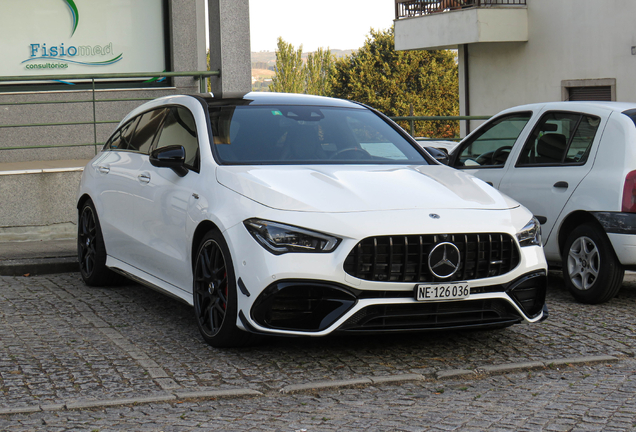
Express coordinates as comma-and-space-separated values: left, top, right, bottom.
388, 237, 394, 282
344, 233, 520, 283
401, 236, 408, 282
498, 234, 505, 275
486, 234, 493, 278
461, 234, 469, 280
371, 237, 378, 281
417, 236, 424, 281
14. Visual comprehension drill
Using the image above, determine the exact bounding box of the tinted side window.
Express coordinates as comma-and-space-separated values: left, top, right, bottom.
105, 118, 138, 151
128, 109, 168, 154
455, 113, 532, 168
154, 107, 199, 169
516, 112, 600, 166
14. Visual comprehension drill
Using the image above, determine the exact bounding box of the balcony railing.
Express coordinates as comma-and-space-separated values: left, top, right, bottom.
395, 0, 526, 19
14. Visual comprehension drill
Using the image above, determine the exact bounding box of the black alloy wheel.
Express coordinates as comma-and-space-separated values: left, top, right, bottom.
562, 223, 624, 304
77, 200, 123, 286
193, 230, 250, 347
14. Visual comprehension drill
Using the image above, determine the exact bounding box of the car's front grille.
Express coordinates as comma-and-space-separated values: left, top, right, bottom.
344, 233, 520, 283
338, 299, 522, 332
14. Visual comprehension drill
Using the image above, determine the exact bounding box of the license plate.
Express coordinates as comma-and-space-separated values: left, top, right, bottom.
415, 283, 470, 301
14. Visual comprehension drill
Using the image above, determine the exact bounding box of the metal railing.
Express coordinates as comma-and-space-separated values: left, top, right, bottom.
0, 71, 219, 155
395, 0, 526, 19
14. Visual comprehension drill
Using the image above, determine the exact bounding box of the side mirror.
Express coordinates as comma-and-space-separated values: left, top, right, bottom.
150, 145, 188, 177
424, 146, 450, 165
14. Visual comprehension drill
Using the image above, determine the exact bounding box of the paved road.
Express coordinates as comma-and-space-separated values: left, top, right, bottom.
1, 271, 636, 431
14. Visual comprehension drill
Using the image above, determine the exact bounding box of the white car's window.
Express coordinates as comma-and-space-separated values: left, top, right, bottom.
516, 112, 600, 166
103, 108, 168, 154
210, 106, 428, 165
105, 117, 138, 151
129, 109, 169, 154
454, 113, 532, 168
154, 107, 200, 169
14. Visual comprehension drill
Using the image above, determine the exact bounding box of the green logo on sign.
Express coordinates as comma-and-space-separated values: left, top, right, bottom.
63, 0, 80, 37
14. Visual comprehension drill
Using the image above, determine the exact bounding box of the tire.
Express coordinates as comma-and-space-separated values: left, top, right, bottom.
562, 223, 624, 304
193, 230, 251, 347
77, 200, 125, 286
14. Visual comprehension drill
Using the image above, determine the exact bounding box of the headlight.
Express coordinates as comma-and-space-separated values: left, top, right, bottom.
244, 219, 341, 255
516, 216, 542, 247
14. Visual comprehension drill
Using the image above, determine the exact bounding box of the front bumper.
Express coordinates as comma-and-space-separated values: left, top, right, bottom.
224, 207, 548, 337
244, 271, 547, 334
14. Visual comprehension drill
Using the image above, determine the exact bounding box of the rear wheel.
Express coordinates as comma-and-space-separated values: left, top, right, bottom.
193, 230, 250, 347
77, 200, 124, 286
562, 224, 624, 304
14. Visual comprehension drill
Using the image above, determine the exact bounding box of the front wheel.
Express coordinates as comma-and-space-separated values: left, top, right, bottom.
562, 224, 624, 304
193, 230, 250, 347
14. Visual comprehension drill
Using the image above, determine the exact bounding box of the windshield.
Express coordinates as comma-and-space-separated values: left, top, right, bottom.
209, 105, 428, 165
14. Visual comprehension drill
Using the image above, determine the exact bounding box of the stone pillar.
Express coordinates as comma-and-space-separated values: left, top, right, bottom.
169, 0, 207, 93
208, 0, 252, 94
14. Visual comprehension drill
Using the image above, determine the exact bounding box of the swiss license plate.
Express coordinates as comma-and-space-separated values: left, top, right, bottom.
415, 283, 470, 301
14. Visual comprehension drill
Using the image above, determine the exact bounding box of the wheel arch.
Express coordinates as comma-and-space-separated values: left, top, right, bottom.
77, 193, 93, 211
557, 210, 607, 257
191, 220, 222, 271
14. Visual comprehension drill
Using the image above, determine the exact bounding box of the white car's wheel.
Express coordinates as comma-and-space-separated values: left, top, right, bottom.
562, 224, 624, 304
78, 200, 124, 286
193, 230, 251, 347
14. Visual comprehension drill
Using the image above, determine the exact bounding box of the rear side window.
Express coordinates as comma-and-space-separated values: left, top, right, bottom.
103, 108, 168, 154
454, 112, 532, 168
105, 117, 138, 151
516, 112, 600, 166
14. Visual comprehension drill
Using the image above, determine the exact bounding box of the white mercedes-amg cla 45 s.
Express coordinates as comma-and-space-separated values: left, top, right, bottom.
77, 92, 548, 347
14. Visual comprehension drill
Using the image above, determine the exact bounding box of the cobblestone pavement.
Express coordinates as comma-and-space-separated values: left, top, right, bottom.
1, 271, 636, 430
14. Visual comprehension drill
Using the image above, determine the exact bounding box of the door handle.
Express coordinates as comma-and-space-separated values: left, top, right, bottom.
138, 172, 151, 183
97, 166, 110, 174
553, 181, 568, 189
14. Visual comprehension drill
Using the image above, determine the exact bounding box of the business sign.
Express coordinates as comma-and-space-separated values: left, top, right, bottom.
0, 0, 167, 80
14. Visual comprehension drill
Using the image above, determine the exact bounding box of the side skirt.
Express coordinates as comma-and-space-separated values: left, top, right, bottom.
106, 256, 193, 306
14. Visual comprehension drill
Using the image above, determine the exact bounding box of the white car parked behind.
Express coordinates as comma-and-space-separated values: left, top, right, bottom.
450, 102, 636, 304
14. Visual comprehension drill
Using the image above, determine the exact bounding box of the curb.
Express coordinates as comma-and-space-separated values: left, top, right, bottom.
0, 355, 617, 416
0, 256, 78, 276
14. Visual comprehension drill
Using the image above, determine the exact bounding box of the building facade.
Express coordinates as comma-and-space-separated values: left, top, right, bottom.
394, 0, 636, 134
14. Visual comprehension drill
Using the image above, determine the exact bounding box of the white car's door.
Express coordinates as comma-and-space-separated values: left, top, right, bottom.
452, 112, 535, 188
498, 110, 606, 245
133, 107, 203, 291
91, 117, 146, 263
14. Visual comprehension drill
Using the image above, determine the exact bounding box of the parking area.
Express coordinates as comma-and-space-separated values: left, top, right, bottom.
1, 271, 636, 430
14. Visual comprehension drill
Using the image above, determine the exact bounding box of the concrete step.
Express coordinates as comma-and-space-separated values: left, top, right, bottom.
0, 159, 90, 229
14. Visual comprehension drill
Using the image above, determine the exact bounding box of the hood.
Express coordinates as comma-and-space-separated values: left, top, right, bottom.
216, 165, 520, 213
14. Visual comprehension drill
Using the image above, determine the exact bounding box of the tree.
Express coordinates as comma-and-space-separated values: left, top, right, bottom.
330, 27, 459, 138
305, 47, 335, 96
270, 37, 305, 94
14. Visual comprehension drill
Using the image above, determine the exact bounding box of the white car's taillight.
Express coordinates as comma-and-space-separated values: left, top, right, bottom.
622, 170, 636, 212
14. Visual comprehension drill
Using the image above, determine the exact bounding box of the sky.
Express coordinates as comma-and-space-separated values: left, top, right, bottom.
248, 0, 395, 52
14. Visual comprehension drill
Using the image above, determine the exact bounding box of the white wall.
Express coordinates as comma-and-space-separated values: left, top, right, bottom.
468, 0, 636, 116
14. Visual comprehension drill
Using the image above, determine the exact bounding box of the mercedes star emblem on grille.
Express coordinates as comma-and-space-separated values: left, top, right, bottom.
428, 242, 461, 279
